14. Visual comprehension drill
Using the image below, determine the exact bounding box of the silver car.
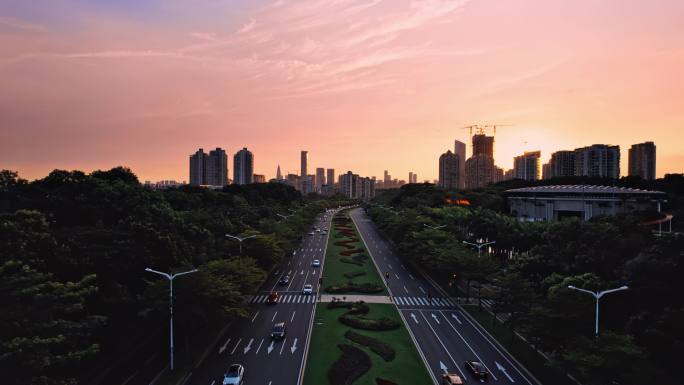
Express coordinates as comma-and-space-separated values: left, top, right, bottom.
223, 364, 244, 385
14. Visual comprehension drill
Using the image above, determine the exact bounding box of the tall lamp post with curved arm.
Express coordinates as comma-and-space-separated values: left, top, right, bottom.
567, 285, 629, 339
462, 239, 496, 257
144, 267, 198, 371
225, 234, 257, 255
423, 223, 446, 230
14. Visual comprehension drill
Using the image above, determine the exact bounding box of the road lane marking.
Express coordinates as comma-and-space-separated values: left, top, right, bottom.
267, 340, 275, 354
230, 339, 242, 355
388, 264, 393, 269
394, 273, 400, 279
243, 338, 254, 354
290, 338, 298, 353
272, 311, 278, 321
291, 311, 296, 322
431, 313, 440, 324
404, 286, 409, 294
419, 286, 426, 294
441, 312, 498, 381
255, 338, 264, 354
218, 338, 231, 354
401, 264, 407, 270
279, 337, 287, 355
251, 311, 260, 323
419, 311, 466, 379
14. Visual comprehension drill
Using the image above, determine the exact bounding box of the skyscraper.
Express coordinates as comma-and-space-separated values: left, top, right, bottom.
316, 167, 325, 191
326, 168, 335, 186
408, 172, 413, 184
549, 150, 576, 178
574, 144, 620, 179
454, 140, 466, 189
233, 147, 254, 185
383, 170, 390, 185
472, 134, 494, 157
189, 148, 206, 186
513, 151, 541, 181
629, 142, 656, 180
412, 173, 418, 184
253, 174, 266, 183
190, 147, 228, 186
276, 165, 282, 180
439, 150, 460, 190
300, 151, 308, 177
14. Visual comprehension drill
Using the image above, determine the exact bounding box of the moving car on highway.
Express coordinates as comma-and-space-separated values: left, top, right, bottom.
442, 373, 464, 385
312, 259, 320, 267
465, 361, 488, 381
266, 292, 279, 305
278, 275, 290, 285
223, 364, 244, 385
302, 284, 313, 295
271, 322, 286, 340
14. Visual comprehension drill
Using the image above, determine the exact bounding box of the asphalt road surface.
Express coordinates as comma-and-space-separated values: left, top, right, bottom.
349, 208, 541, 385
186, 209, 337, 385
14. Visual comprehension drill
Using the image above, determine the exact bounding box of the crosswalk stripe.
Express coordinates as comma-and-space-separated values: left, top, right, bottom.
297, 296, 302, 303
286, 295, 292, 303
417, 297, 427, 305
440, 298, 449, 306
404, 297, 413, 305
396, 297, 404, 305
435, 298, 444, 306
445, 298, 454, 306
411, 297, 420, 305
256, 295, 265, 303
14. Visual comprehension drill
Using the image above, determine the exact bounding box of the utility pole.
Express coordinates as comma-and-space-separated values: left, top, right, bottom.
144, 267, 198, 371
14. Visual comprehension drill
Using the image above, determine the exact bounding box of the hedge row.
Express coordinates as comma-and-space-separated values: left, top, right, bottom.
339, 314, 400, 331
328, 344, 371, 385
325, 282, 384, 294
339, 257, 364, 266
344, 330, 396, 362
343, 271, 367, 279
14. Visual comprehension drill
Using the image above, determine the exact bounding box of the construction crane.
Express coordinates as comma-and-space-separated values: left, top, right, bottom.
461, 124, 513, 136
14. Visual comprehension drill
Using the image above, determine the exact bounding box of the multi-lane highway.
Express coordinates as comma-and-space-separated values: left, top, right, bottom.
186, 210, 335, 385
349, 208, 541, 385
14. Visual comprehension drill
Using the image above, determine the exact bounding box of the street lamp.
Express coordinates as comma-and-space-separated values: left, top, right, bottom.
567, 285, 629, 339
144, 267, 198, 371
462, 239, 496, 257
225, 234, 257, 255
277, 213, 293, 221
423, 223, 446, 230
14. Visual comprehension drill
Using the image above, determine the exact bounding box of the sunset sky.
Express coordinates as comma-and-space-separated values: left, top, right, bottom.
1, 0, 683, 182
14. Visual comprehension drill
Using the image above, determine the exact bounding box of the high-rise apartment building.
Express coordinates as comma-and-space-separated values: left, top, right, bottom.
233, 147, 254, 185
472, 134, 494, 157
513, 151, 541, 181
574, 144, 620, 179
340, 171, 375, 199
629, 142, 656, 180
190, 147, 228, 186
383, 170, 390, 185
542, 163, 552, 180
549, 150, 576, 179
408, 172, 413, 184
438, 150, 460, 190
316, 167, 325, 191
326, 168, 335, 186
300, 151, 308, 177
253, 174, 266, 183
454, 140, 466, 189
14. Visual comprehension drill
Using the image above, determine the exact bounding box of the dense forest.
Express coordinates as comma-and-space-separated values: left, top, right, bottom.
366, 175, 684, 385
0, 168, 349, 385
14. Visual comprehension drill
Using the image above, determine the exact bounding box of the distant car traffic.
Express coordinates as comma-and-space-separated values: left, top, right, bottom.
441, 373, 464, 385
308, 231, 314, 236
266, 292, 279, 305
223, 364, 244, 385
271, 322, 286, 340
465, 361, 488, 381
312, 259, 320, 267
302, 284, 313, 295
278, 275, 290, 285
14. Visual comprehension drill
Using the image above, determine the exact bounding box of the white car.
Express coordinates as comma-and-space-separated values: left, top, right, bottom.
223, 364, 244, 385
302, 284, 313, 295
308, 232, 314, 236
312, 259, 321, 267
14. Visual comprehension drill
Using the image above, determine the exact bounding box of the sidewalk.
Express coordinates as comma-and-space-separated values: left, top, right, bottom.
319, 294, 393, 303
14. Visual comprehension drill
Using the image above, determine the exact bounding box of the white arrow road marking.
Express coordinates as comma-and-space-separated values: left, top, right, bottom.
267, 340, 275, 354
497, 362, 515, 382
272, 311, 278, 322
218, 338, 231, 354
451, 313, 462, 325
280, 338, 287, 355
441, 312, 498, 381
243, 338, 253, 354
210, 380, 215, 385
251, 311, 260, 323
404, 286, 409, 294
290, 338, 298, 354
419, 312, 466, 378
255, 338, 264, 354
431, 313, 440, 324
230, 339, 242, 355
301, 269, 304, 275
291, 311, 296, 322
439, 361, 449, 373
410, 313, 419, 324
313, 269, 316, 275
419, 286, 426, 294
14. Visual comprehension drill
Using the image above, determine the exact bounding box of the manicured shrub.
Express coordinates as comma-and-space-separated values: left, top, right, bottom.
344, 330, 396, 362
375, 378, 398, 385
339, 258, 364, 266
339, 314, 400, 331
343, 271, 367, 279
325, 282, 383, 294
328, 344, 371, 385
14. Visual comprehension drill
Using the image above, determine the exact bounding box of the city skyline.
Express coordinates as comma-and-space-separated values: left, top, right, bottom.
2, 0, 683, 181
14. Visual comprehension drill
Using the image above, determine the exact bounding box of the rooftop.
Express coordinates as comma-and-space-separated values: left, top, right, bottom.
506, 185, 665, 196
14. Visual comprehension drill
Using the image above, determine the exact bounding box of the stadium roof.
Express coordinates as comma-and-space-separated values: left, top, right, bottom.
506, 185, 665, 196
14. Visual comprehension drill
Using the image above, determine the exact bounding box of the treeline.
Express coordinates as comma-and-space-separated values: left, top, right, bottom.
0, 168, 351, 385
366, 181, 683, 385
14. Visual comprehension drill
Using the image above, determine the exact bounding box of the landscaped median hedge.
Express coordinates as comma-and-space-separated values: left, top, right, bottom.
344, 330, 396, 362
328, 344, 371, 385
325, 282, 384, 294
343, 271, 367, 279
327, 301, 401, 331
